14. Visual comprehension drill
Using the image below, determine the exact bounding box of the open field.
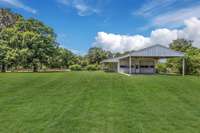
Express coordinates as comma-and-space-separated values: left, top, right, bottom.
0, 72, 200, 133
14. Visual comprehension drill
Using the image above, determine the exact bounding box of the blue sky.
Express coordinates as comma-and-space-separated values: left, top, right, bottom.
1, 0, 200, 54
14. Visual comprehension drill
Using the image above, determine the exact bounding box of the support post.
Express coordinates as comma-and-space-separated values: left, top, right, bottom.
117, 60, 120, 73
138, 59, 141, 74
129, 56, 132, 74
182, 57, 185, 76
134, 58, 137, 74
154, 58, 158, 74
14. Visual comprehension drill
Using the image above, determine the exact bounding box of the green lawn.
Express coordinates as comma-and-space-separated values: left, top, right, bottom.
0, 72, 200, 133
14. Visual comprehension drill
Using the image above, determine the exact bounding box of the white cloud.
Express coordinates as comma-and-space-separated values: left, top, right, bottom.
134, 0, 177, 17
57, 0, 100, 16
150, 28, 178, 46
74, 2, 99, 16
94, 17, 200, 53
94, 32, 151, 52
178, 17, 200, 48
0, 0, 37, 14
152, 5, 200, 27
134, 0, 200, 29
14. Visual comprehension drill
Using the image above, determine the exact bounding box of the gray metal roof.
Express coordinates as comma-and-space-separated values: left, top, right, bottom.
129, 44, 184, 57
102, 44, 184, 63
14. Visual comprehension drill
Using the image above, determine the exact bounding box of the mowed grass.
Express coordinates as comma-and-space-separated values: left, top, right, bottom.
0, 72, 200, 133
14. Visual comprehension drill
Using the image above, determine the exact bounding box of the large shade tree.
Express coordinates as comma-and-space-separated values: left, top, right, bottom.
0, 8, 77, 72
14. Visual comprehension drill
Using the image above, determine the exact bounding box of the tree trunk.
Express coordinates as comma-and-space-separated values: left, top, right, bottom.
1, 64, 6, 72
33, 64, 38, 72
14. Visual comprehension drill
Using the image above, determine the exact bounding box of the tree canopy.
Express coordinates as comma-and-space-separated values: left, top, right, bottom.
0, 8, 77, 72
87, 47, 110, 64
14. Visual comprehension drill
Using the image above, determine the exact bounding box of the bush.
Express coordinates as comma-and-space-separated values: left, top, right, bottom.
69, 64, 82, 71
86, 64, 100, 71
156, 63, 167, 73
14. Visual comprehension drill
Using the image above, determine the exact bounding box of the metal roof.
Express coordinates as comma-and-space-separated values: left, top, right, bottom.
102, 44, 184, 63
129, 44, 184, 57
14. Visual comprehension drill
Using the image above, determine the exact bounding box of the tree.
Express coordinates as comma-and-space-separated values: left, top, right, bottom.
0, 8, 22, 30
0, 27, 18, 72
0, 44, 9, 72
87, 47, 109, 64
49, 47, 75, 69
0, 8, 80, 72
185, 48, 200, 74
13, 18, 57, 72
0, 9, 20, 72
167, 39, 200, 75
22, 31, 56, 72
169, 39, 192, 52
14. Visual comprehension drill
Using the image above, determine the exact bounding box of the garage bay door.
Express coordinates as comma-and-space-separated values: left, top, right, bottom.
140, 61, 155, 74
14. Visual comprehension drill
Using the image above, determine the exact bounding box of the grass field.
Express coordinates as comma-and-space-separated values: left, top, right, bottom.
0, 72, 200, 133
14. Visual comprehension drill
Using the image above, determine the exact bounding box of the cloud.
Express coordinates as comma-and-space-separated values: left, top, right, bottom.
0, 0, 37, 14
150, 28, 178, 46
178, 17, 200, 48
94, 32, 151, 52
57, 0, 100, 16
134, 0, 177, 17
134, 0, 200, 29
73, 1, 99, 16
94, 17, 200, 53
152, 5, 200, 28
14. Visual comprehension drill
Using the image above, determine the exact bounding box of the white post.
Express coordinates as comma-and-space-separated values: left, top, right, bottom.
129, 56, 132, 74
134, 58, 137, 74
118, 60, 120, 73
138, 59, 140, 74
182, 58, 185, 76
154, 59, 157, 73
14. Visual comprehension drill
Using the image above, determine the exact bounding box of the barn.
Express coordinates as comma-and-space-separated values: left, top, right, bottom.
101, 44, 185, 75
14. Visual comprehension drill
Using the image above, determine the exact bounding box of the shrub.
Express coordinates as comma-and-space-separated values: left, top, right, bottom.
156, 63, 167, 73
69, 64, 82, 71
86, 64, 100, 71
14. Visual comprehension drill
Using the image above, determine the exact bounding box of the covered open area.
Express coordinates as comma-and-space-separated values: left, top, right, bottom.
102, 45, 185, 75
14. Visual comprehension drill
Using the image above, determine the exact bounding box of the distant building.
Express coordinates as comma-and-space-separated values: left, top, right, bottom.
101, 44, 185, 75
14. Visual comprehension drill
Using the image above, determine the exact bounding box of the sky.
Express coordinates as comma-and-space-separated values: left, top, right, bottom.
1, 0, 200, 54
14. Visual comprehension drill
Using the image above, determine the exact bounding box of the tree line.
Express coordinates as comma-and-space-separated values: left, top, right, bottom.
0, 9, 112, 72
0, 8, 200, 74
